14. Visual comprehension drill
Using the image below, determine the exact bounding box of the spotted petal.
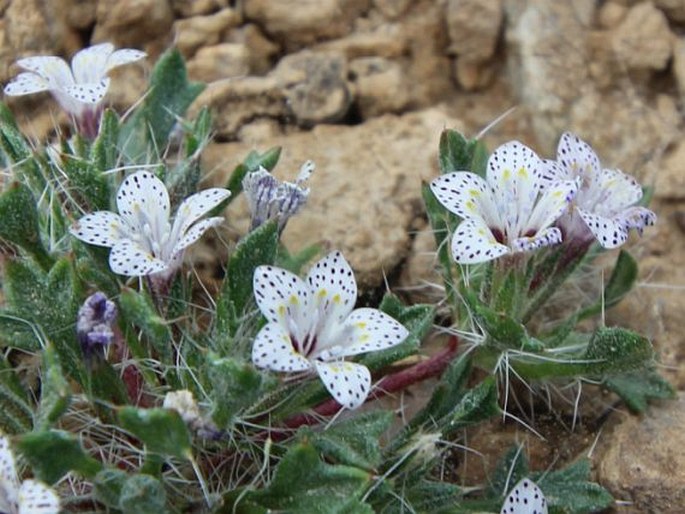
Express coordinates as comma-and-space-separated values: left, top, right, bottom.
170, 188, 231, 240
109, 239, 167, 276
252, 322, 311, 372
429, 172, 499, 224
512, 226, 562, 253
71, 43, 114, 84
487, 141, 542, 226
451, 217, 509, 264
339, 308, 408, 357
500, 478, 547, 514
16, 56, 74, 88
556, 132, 600, 179
17, 479, 60, 514
4, 72, 50, 96
314, 360, 371, 410
619, 206, 656, 234
525, 179, 577, 233
0, 436, 18, 510
64, 79, 110, 105
171, 216, 224, 255
305, 251, 357, 326
253, 265, 312, 336
106, 48, 147, 72
577, 209, 628, 249
590, 168, 643, 217
116, 171, 170, 236
70, 211, 128, 247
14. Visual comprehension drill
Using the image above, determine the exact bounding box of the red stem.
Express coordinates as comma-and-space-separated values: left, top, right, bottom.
279, 335, 460, 433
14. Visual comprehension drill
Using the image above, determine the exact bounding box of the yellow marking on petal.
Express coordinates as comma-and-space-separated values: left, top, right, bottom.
278, 305, 286, 316
468, 189, 481, 197
332, 294, 341, 304
517, 166, 528, 178
289, 295, 299, 305
318, 289, 327, 298
465, 200, 477, 212
330, 364, 341, 373
342, 363, 353, 371
359, 334, 370, 342
502, 169, 511, 180
356, 321, 367, 329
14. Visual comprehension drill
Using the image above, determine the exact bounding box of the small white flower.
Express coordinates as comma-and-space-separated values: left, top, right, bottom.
543, 132, 656, 248
430, 141, 578, 264
252, 251, 408, 409
70, 171, 230, 277
163, 390, 201, 425
4, 43, 145, 137
242, 160, 314, 231
0, 434, 60, 514
500, 478, 547, 514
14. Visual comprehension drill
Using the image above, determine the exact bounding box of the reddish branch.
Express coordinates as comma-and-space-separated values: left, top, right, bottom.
280, 335, 460, 433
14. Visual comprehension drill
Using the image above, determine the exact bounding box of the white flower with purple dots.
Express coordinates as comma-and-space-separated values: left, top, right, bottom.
4, 43, 146, 137
69, 171, 230, 278
500, 478, 547, 514
543, 132, 656, 249
251, 251, 409, 409
430, 141, 578, 264
0, 434, 60, 514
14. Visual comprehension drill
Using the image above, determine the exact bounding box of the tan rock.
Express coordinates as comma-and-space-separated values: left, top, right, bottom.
203, 107, 464, 288
273, 51, 352, 126
654, 0, 685, 21
373, 0, 411, 19
454, 59, 496, 91
349, 57, 410, 117
5, 0, 78, 59
187, 44, 250, 83
92, 0, 174, 49
314, 26, 407, 59
62, 0, 97, 30
655, 140, 685, 199
226, 24, 280, 75
243, 0, 370, 48
598, 1, 628, 27
611, 1, 673, 71
171, 0, 228, 17
446, 0, 503, 63
597, 394, 685, 512
174, 8, 242, 57
672, 37, 685, 99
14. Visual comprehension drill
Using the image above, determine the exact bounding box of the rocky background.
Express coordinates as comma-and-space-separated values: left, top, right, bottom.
1, 0, 684, 511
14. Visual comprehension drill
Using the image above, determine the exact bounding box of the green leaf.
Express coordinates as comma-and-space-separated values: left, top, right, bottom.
248, 443, 372, 513
207, 355, 270, 428
118, 288, 172, 361
184, 106, 212, 158
93, 468, 128, 508
140, 48, 205, 151
463, 289, 528, 350
224, 147, 282, 205
0, 357, 33, 434
118, 406, 192, 460
583, 327, 654, 375
17, 430, 102, 483
0, 182, 51, 268
0, 103, 45, 192
214, 220, 279, 350
603, 368, 675, 413
438, 129, 488, 176
119, 474, 169, 514
302, 411, 393, 470
91, 109, 120, 175
579, 250, 638, 320
34, 345, 70, 430
445, 377, 499, 437
276, 243, 320, 274
386, 480, 463, 513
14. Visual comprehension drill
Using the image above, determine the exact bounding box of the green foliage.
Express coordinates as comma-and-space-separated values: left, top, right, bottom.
224, 146, 282, 204
119, 474, 169, 514
578, 250, 638, 319
17, 430, 102, 483
34, 345, 70, 430
118, 406, 192, 460
119, 288, 172, 361
604, 368, 676, 413
0, 358, 33, 434
438, 129, 488, 176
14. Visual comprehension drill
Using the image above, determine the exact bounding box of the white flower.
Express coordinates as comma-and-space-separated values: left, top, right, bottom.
163, 390, 201, 425
543, 132, 656, 248
252, 251, 408, 409
500, 478, 547, 514
242, 160, 314, 231
0, 434, 60, 514
4, 43, 145, 137
70, 171, 230, 277
430, 141, 578, 264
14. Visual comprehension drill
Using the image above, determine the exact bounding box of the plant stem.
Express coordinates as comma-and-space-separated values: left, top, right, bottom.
280, 335, 461, 433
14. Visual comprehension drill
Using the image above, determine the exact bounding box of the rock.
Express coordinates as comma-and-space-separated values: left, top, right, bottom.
62, 0, 97, 30
92, 0, 174, 50
314, 26, 407, 59
610, 1, 672, 71
174, 8, 242, 57
596, 394, 685, 512
655, 140, 685, 199
273, 50, 352, 126
672, 37, 685, 100
398, 222, 443, 305
187, 43, 250, 83
202, 107, 463, 288
243, 0, 370, 48
226, 24, 280, 75
654, 0, 685, 21
446, 0, 503, 64
598, 1, 628, 28
349, 57, 410, 117
454, 59, 496, 91
373, 0, 411, 19
190, 76, 285, 139
171, 0, 228, 17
